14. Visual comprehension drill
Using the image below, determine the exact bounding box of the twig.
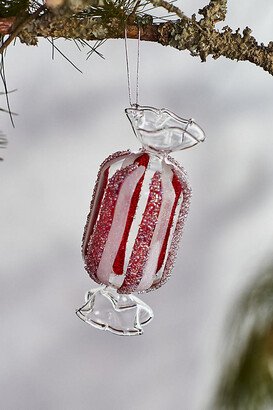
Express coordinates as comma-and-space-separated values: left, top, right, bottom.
0, 4, 46, 55
148, 0, 185, 19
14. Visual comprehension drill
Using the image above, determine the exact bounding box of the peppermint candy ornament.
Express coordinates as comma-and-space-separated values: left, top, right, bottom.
76, 106, 205, 335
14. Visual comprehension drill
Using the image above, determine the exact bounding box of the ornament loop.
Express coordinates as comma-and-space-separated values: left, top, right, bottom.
124, 25, 141, 107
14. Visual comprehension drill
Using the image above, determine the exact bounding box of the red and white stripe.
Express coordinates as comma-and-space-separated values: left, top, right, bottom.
83, 150, 190, 294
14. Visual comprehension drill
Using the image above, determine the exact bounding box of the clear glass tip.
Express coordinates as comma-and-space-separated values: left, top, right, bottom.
76, 286, 154, 336
125, 105, 206, 154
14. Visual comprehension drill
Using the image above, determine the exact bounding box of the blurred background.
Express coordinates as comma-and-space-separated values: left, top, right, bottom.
1, 1, 273, 409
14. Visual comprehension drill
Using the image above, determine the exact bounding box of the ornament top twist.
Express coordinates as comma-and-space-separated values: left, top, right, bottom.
125, 105, 206, 154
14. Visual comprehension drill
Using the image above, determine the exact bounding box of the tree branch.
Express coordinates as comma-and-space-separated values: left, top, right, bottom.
0, 5, 45, 54
0, 1, 273, 76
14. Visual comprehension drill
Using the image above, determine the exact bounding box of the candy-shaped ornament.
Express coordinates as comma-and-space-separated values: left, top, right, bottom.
76, 106, 205, 335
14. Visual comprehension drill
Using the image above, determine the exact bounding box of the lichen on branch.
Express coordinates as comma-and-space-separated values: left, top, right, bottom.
1, 0, 273, 76
199, 0, 227, 24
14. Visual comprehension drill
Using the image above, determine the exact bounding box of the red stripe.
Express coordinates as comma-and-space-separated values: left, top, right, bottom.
134, 153, 150, 168
118, 172, 162, 294
156, 172, 182, 273
84, 166, 136, 281
112, 153, 149, 275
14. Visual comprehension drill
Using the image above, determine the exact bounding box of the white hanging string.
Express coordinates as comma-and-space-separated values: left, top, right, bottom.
124, 26, 141, 107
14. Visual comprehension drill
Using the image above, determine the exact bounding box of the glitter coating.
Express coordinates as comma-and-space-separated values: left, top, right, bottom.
148, 156, 191, 292
156, 172, 183, 273
118, 172, 162, 294
82, 150, 131, 283
112, 153, 149, 275
96, 166, 145, 284
82, 151, 130, 254
85, 164, 138, 283
82, 151, 191, 294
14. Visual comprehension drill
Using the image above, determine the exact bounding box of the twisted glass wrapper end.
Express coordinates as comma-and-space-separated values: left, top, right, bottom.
76, 286, 153, 336
125, 105, 206, 154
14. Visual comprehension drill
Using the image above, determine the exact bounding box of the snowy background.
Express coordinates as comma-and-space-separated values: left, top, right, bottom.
1, 1, 273, 409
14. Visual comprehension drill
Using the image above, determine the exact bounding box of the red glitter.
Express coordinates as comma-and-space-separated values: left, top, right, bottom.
85, 165, 136, 281
82, 150, 130, 272
118, 172, 162, 294
83, 167, 109, 257
112, 153, 150, 275
149, 158, 192, 292
135, 152, 150, 167
156, 172, 183, 273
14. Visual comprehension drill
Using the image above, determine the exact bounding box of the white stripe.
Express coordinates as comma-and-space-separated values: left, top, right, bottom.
121, 153, 139, 168
155, 189, 183, 284
83, 155, 130, 255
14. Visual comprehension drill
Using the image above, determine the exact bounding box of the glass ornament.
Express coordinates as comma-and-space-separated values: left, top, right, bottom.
76, 106, 205, 336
